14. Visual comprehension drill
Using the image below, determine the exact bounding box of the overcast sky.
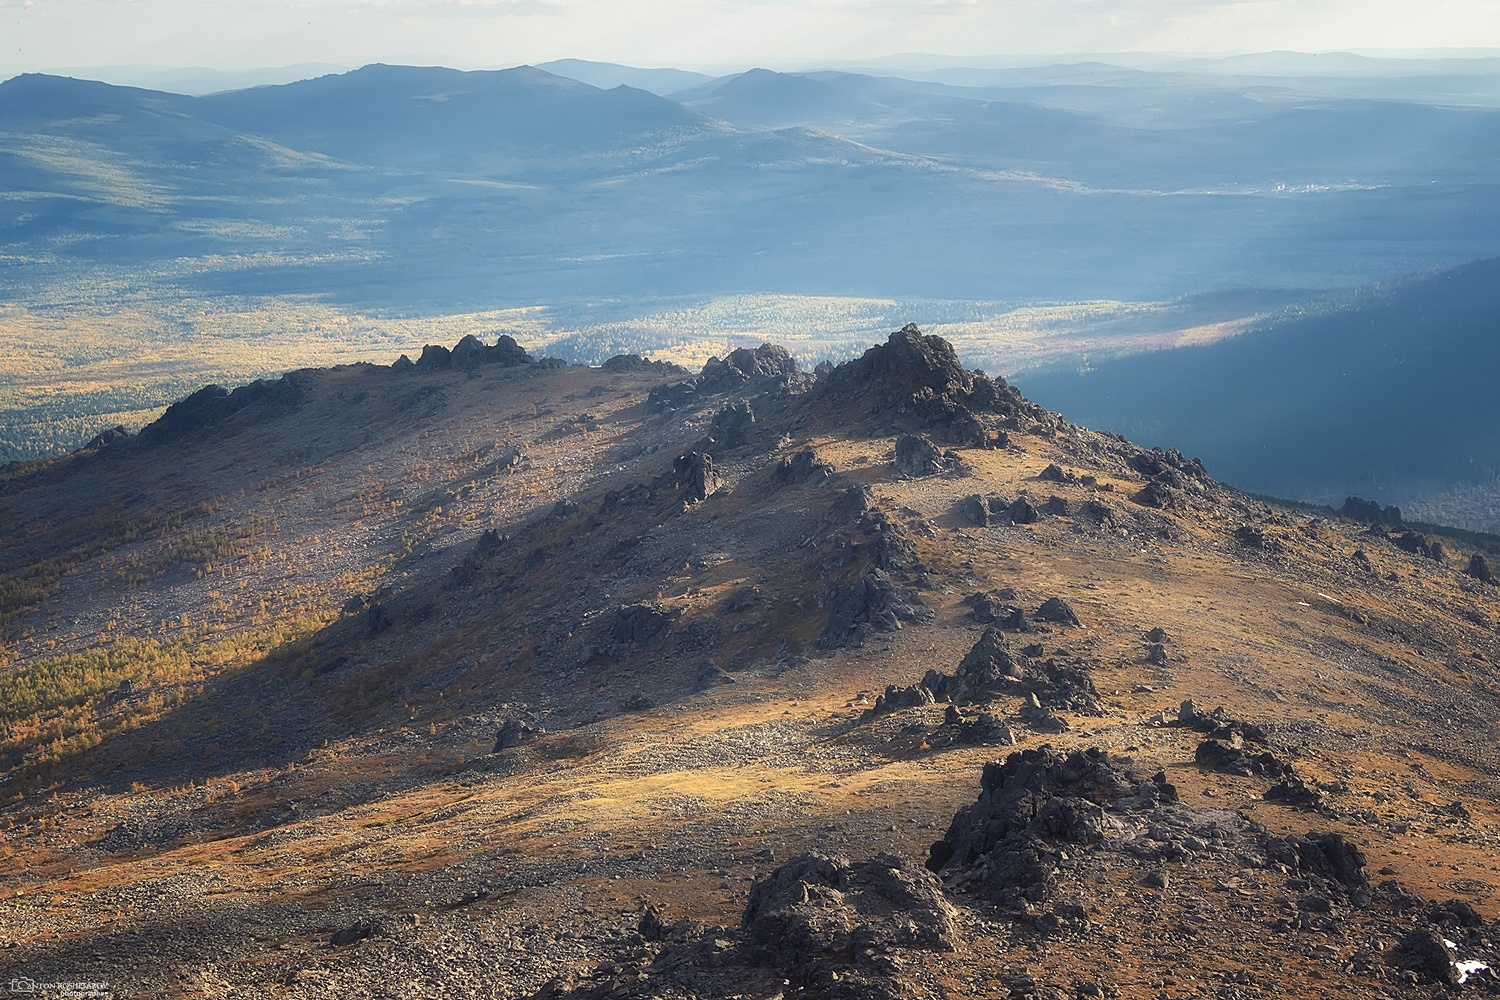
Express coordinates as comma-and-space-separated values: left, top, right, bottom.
5, 0, 1500, 79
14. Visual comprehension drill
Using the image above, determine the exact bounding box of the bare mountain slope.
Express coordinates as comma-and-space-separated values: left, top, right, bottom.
1, 328, 1499, 998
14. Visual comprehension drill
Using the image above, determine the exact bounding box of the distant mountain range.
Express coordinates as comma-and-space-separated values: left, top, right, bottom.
4, 60, 1500, 309
1015, 257, 1500, 530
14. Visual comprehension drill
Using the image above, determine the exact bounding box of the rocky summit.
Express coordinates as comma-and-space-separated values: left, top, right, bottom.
1, 328, 1498, 999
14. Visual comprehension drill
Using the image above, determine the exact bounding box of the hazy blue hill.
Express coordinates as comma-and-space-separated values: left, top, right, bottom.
1015, 258, 1500, 509
0, 73, 352, 240
0, 73, 198, 122
194, 64, 712, 171
677, 68, 883, 129
537, 59, 712, 97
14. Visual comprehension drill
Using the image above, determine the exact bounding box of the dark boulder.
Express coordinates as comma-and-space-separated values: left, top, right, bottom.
774, 447, 833, 486
893, 434, 943, 477
1035, 597, 1079, 626
709, 402, 755, 449
614, 603, 672, 645
673, 451, 723, 503
1399, 929, 1460, 985
494, 718, 541, 751
958, 494, 989, 527
1467, 553, 1498, 585
741, 852, 958, 968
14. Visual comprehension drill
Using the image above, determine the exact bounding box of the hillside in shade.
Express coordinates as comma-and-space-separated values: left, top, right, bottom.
1015, 257, 1500, 530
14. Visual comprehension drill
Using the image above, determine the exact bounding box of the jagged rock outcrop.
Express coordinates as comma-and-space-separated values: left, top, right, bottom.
698, 343, 806, 394
1342, 496, 1404, 525
920, 627, 1102, 713
818, 568, 932, 648
927, 748, 1177, 910
815, 324, 1045, 445
450, 334, 533, 369
414, 334, 533, 371
964, 588, 1024, 628
600, 354, 688, 375
862, 681, 937, 719
137, 373, 309, 445
646, 344, 805, 411
741, 852, 958, 997
83, 425, 130, 450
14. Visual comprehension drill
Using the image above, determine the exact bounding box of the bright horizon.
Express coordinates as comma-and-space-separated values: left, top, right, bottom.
6, 0, 1500, 81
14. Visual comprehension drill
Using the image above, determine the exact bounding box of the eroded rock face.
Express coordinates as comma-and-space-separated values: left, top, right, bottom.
774, 447, 834, 486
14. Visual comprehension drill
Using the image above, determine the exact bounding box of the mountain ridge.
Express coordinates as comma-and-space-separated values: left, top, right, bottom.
2, 325, 1498, 996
